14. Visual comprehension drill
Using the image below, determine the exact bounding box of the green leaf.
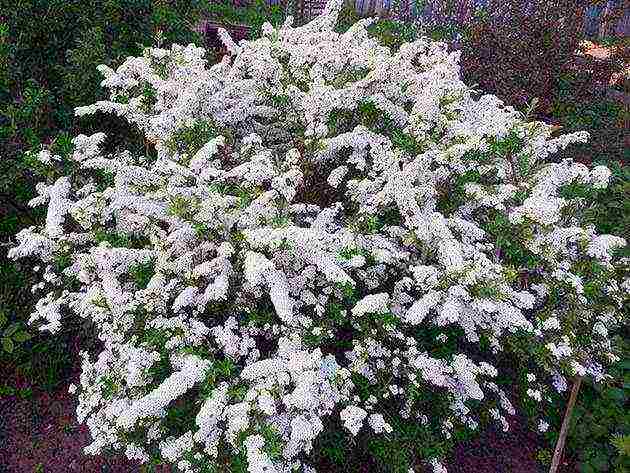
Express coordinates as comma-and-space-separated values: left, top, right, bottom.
0, 385, 16, 397
4, 322, 20, 337
589, 452, 610, 471
2, 337, 14, 353
606, 388, 625, 401
0, 312, 7, 327
580, 462, 596, 473
12, 331, 32, 343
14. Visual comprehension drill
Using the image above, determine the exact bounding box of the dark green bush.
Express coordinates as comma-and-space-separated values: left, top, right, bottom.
0, 0, 206, 395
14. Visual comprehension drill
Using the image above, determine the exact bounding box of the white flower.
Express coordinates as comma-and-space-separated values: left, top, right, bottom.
244, 434, 278, 473
340, 405, 367, 436
367, 413, 393, 434
159, 431, 194, 463
551, 373, 568, 393
546, 340, 573, 359
589, 165, 611, 189
541, 317, 560, 331
593, 321, 608, 338
117, 356, 210, 430
586, 235, 626, 262
429, 458, 448, 473
328, 165, 349, 188
404, 291, 441, 325
526, 388, 542, 402
351, 293, 390, 318
241, 359, 285, 381
125, 444, 150, 463
509, 195, 565, 226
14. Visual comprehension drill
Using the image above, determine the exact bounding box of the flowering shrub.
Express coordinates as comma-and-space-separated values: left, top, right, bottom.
10, 0, 629, 471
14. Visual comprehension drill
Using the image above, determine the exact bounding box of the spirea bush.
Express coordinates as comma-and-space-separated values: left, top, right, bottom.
9, 1, 629, 472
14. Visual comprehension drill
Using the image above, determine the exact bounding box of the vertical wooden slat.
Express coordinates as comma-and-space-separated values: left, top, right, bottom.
624, 0, 630, 35
549, 377, 583, 473
375, 0, 384, 17
370, 0, 378, 16
582, 0, 629, 40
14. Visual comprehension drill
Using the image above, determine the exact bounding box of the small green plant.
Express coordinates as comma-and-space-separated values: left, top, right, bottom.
0, 384, 16, 398
536, 447, 552, 467
0, 310, 32, 354
129, 261, 155, 289
366, 18, 420, 52
14, 336, 76, 393
260, 423, 284, 461
611, 434, 630, 458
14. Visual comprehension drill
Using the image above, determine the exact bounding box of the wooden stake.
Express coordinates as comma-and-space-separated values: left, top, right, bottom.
549, 376, 583, 473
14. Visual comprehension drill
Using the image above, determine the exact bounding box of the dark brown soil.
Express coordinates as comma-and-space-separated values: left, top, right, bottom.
445, 415, 578, 473
0, 337, 146, 473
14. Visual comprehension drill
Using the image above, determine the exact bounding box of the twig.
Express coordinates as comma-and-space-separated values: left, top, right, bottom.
549, 376, 583, 473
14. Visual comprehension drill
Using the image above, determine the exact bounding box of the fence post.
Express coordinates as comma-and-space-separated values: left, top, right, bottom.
618, 1, 630, 36
549, 377, 583, 473
603, 0, 626, 37
584, 1, 605, 38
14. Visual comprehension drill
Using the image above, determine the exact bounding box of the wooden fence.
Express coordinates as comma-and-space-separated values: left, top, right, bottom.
582, 0, 629, 39
344, 0, 629, 39
198, 0, 629, 44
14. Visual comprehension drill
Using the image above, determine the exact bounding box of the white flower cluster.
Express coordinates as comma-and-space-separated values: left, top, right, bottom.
339, 405, 368, 435
10, 1, 628, 472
